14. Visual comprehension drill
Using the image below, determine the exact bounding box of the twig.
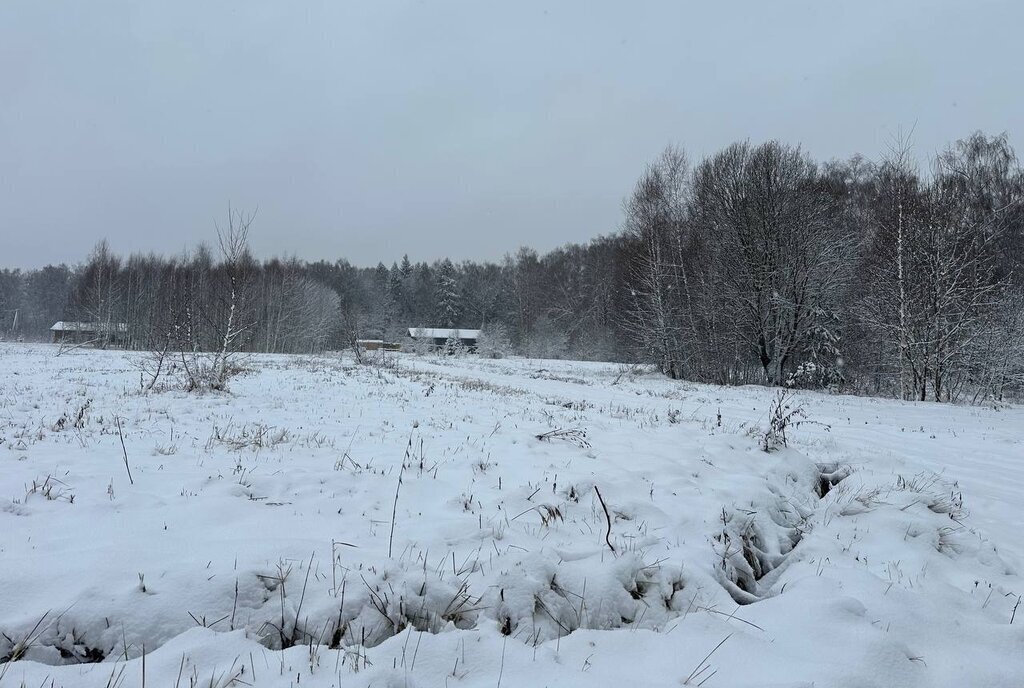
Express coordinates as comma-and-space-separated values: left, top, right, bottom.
115, 416, 134, 485
684, 633, 732, 685
230, 579, 239, 630
55, 337, 101, 357
175, 654, 186, 688
593, 486, 615, 553
697, 605, 766, 632
294, 552, 315, 640
388, 463, 405, 558
497, 634, 507, 688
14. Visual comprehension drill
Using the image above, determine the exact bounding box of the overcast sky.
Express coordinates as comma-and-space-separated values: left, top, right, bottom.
2, 1, 1021, 268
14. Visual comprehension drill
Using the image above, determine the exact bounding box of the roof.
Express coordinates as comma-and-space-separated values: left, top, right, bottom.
408, 328, 481, 339
50, 321, 128, 332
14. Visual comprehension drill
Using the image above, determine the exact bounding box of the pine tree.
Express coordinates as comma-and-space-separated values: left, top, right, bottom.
434, 259, 461, 327
385, 263, 404, 338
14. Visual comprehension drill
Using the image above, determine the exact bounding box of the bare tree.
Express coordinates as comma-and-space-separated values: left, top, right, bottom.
857, 135, 926, 398
78, 239, 123, 348
208, 206, 255, 389
690, 141, 853, 386
857, 132, 1021, 401
623, 146, 690, 378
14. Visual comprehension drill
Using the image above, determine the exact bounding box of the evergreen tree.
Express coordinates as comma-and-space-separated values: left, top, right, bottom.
434, 259, 461, 327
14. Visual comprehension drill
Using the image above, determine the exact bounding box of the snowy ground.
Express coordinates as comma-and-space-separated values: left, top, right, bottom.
1, 343, 1022, 688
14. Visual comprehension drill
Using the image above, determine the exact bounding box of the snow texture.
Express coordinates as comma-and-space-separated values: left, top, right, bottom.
0, 343, 1022, 687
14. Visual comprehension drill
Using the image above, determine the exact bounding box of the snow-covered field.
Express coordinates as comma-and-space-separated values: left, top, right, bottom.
1, 343, 1022, 688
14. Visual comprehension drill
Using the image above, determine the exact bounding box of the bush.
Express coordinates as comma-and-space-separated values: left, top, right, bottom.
477, 323, 512, 359
786, 360, 843, 391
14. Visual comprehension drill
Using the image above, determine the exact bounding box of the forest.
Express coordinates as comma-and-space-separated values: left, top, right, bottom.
2, 131, 1022, 402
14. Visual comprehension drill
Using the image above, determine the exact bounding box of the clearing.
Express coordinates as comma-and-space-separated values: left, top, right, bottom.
1, 343, 1022, 687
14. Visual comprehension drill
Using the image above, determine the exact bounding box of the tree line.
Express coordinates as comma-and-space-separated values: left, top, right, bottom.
625, 133, 1023, 402
1, 131, 1021, 401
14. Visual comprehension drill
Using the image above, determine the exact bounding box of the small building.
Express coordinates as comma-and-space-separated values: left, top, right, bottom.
355, 339, 401, 352
408, 327, 481, 351
50, 321, 127, 347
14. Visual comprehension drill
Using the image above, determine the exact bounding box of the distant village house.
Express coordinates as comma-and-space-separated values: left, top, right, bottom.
50, 321, 127, 347
355, 339, 401, 352
408, 327, 481, 351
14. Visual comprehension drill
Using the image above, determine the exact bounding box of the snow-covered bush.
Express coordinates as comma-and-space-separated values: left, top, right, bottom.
523, 315, 568, 359
761, 390, 805, 452
138, 349, 249, 394
477, 323, 512, 359
759, 390, 831, 452
441, 335, 467, 357
403, 333, 433, 356
786, 360, 843, 390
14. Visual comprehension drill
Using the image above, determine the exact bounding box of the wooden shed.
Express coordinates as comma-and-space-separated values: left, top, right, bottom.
408, 327, 481, 351
355, 339, 401, 352
50, 321, 127, 347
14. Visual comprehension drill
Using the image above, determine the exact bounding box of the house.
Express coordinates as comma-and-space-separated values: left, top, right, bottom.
50, 321, 127, 347
408, 327, 481, 351
355, 339, 401, 352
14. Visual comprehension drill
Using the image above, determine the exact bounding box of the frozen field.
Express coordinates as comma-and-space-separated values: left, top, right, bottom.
1, 342, 1023, 687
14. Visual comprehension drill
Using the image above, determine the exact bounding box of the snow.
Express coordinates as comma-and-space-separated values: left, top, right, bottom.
1, 342, 1022, 687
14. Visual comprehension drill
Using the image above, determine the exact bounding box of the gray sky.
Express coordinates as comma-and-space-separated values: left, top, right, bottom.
2, 1, 1022, 269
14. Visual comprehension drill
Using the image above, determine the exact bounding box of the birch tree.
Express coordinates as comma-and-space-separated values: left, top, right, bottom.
622, 146, 689, 378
